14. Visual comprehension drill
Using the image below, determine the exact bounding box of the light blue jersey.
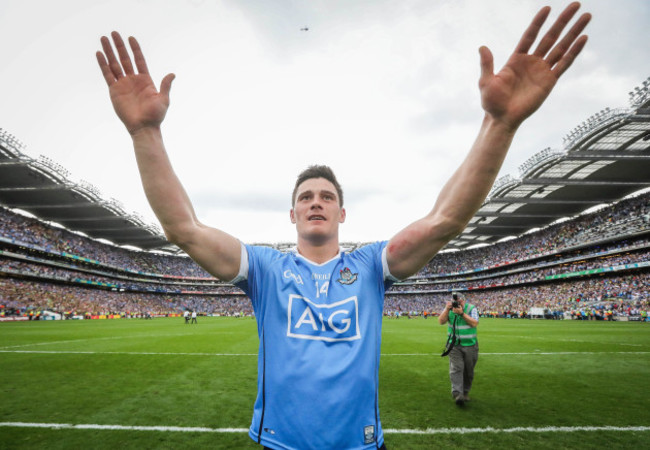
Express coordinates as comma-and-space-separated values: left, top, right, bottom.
234, 241, 396, 450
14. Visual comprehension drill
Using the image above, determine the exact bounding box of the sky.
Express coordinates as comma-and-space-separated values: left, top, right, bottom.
1, 0, 649, 246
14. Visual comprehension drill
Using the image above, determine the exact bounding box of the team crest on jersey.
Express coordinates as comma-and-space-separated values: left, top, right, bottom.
287, 295, 360, 342
337, 267, 358, 285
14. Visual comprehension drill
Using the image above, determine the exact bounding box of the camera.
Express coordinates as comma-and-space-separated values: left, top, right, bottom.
451, 293, 460, 309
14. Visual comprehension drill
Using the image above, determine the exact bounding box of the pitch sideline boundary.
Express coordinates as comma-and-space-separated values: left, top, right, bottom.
1, 349, 649, 356
1, 422, 649, 435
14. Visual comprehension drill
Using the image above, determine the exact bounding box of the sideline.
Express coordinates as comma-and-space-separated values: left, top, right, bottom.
1, 349, 649, 356
0, 350, 257, 356
1, 422, 649, 434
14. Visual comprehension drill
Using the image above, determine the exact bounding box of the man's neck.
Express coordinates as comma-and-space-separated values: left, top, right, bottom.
295, 237, 341, 264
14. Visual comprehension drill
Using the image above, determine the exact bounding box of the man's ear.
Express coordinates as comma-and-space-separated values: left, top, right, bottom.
290, 208, 296, 224
339, 207, 346, 223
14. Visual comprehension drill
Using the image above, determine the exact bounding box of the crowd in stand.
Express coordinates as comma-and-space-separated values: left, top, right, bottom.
385, 272, 649, 318
0, 207, 210, 277
388, 247, 650, 293
419, 193, 650, 276
0, 257, 241, 294
2, 191, 648, 279
1, 192, 649, 320
0, 278, 252, 318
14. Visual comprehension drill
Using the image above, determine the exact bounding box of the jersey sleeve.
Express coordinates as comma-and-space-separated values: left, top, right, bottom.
353, 241, 399, 290
381, 244, 401, 284
228, 241, 249, 286
232, 243, 282, 311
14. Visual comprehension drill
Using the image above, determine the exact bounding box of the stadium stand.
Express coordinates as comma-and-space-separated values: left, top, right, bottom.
1, 184, 648, 321
1, 76, 649, 322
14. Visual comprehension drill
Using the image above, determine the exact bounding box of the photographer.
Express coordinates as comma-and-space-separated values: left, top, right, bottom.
439, 292, 479, 406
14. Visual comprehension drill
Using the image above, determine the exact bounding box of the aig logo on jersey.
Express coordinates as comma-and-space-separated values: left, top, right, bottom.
287, 295, 361, 342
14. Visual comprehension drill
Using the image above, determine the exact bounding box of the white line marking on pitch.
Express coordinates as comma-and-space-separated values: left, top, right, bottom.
384, 425, 650, 434
0, 333, 197, 350
0, 422, 248, 433
0, 350, 257, 356
1, 350, 649, 356
1, 422, 649, 434
383, 351, 650, 356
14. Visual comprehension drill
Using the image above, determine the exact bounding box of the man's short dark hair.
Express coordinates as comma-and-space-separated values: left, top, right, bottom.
292, 165, 344, 207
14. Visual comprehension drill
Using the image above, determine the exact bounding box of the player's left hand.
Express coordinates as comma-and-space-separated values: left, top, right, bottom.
478, 2, 591, 130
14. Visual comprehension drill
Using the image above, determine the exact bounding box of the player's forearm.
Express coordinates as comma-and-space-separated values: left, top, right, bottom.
130, 127, 199, 244
130, 127, 242, 282
387, 114, 517, 279
463, 314, 479, 328
431, 113, 517, 234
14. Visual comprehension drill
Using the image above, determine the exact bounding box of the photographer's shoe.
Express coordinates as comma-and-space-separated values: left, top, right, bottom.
453, 393, 465, 406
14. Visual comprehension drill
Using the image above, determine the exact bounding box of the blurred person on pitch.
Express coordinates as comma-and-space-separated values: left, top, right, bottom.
439, 292, 479, 406
95, 3, 591, 449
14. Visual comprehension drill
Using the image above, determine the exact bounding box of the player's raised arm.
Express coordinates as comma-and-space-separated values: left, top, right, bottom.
386, 2, 591, 280
96, 32, 241, 281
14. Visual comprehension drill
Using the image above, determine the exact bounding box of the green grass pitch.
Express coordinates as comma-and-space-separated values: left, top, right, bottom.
1, 317, 649, 449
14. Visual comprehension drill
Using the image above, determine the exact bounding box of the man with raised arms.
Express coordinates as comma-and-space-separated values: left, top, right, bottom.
96, 3, 591, 449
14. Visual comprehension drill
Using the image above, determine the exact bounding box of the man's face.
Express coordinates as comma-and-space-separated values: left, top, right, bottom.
290, 177, 346, 242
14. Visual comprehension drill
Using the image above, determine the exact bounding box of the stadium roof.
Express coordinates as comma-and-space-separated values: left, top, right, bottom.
1, 77, 649, 253
0, 136, 172, 252
446, 76, 650, 250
